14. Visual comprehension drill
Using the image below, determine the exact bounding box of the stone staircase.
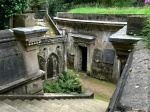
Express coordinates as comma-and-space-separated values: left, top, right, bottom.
0, 99, 108, 112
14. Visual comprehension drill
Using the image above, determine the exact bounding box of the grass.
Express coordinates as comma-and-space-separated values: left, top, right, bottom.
69, 6, 150, 14
94, 95, 109, 102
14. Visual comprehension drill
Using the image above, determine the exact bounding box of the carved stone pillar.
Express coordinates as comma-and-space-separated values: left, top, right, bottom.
12, 26, 49, 94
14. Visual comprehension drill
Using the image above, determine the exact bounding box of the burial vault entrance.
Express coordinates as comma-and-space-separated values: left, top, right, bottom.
47, 53, 59, 79
79, 46, 87, 72
71, 34, 96, 74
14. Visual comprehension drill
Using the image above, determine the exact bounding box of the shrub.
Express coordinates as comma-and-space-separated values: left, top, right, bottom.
0, 0, 28, 30
142, 15, 150, 48
43, 70, 82, 94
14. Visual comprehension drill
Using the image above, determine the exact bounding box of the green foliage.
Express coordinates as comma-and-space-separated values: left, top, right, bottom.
69, 7, 150, 14
43, 70, 82, 94
142, 15, 150, 48
0, 0, 28, 30
47, 0, 144, 16
29, 0, 45, 8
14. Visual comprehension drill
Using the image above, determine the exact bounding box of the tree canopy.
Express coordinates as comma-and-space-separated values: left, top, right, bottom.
0, 0, 28, 30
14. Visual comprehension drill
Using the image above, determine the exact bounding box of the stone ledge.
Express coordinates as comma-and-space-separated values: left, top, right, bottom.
12, 26, 50, 34
54, 17, 127, 26
0, 70, 44, 93
0, 91, 94, 100
109, 26, 141, 43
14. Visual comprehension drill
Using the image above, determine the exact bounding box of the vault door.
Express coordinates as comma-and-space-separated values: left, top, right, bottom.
79, 46, 87, 72
47, 53, 59, 79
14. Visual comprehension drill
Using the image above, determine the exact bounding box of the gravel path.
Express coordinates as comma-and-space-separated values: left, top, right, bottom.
79, 72, 116, 100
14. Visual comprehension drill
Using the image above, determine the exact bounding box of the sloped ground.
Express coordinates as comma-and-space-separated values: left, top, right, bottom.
0, 99, 108, 112
79, 72, 116, 101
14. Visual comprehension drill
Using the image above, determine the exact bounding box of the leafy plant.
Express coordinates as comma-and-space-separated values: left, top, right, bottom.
142, 15, 150, 48
0, 0, 28, 29
28, 0, 45, 8
43, 70, 82, 94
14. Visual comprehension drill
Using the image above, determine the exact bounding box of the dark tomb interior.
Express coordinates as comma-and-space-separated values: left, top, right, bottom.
80, 46, 87, 72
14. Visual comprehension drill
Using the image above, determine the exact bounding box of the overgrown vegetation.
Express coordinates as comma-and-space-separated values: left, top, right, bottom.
43, 70, 82, 94
0, 0, 28, 30
142, 15, 150, 48
47, 0, 144, 16
69, 7, 150, 14
28, 0, 45, 9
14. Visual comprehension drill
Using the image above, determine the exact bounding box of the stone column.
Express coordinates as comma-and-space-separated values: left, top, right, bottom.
12, 26, 49, 94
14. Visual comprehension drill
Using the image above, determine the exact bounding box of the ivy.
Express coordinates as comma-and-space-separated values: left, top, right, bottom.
0, 0, 28, 30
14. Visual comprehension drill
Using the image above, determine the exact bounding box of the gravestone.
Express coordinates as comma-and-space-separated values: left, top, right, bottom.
93, 48, 102, 63
103, 49, 115, 64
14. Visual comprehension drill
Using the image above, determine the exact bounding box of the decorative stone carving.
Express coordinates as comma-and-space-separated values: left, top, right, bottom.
12, 26, 49, 48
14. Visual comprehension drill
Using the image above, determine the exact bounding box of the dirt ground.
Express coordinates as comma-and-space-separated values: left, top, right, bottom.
79, 72, 116, 101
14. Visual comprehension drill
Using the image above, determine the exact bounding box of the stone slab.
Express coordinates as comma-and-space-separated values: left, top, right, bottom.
109, 26, 141, 43
93, 48, 102, 62
54, 17, 127, 26
127, 15, 147, 35
0, 29, 14, 39
71, 34, 96, 40
26, 79, 43, 95
103, 49, 115, 64
12, 26, 50, 34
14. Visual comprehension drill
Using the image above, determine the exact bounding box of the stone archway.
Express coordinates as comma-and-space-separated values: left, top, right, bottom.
38, 55, 46, 71
47, 53, 59, 79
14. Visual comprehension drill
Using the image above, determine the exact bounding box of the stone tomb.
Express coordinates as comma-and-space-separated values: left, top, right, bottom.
0, 26, 49, 94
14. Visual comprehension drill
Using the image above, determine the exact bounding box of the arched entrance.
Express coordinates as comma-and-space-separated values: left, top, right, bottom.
47, 53, 59, 79
38, 55, 46, 71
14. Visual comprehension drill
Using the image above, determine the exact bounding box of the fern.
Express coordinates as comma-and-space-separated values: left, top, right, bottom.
43, 70, 82, 94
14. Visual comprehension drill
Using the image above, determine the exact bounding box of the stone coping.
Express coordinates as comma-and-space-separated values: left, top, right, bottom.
0, 70, 45, 93
71, 34, 96, 40
41, 35, 65, 39
109, 26, 141, 43
12, 26, 50, 34
57, 13, 146, 22
0, 91, 94, 100
54, 17, 127, 26
0, 29, 15, 43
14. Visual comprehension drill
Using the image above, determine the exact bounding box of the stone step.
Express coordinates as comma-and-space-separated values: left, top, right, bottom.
3, 99, 43, 112
61, 99, 101, 112
2, 99, 108, 112
0, 101, 22, 112
30, 99, 63, 112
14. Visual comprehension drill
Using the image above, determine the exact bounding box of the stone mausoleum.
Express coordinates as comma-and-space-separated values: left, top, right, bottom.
0, 9, 66, 94
54, 13, 129, 82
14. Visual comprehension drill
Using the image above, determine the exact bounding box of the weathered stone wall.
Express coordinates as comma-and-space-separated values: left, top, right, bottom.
0, 31, 26, 86
38, 36, 65, 79
0, 27, 47, 95
55, 13, 126, 82
56, 13, 131, 22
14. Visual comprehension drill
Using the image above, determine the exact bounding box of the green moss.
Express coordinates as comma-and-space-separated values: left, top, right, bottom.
94, 95, 109, 102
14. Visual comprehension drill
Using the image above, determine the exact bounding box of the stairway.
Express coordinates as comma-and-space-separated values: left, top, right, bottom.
0, 99, 108, 112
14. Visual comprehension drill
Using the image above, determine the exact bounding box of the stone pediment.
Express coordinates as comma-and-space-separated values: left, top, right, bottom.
71, 33, 96, 40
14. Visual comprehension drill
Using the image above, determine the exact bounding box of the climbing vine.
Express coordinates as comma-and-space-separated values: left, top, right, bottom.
0, 0, 28, 30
